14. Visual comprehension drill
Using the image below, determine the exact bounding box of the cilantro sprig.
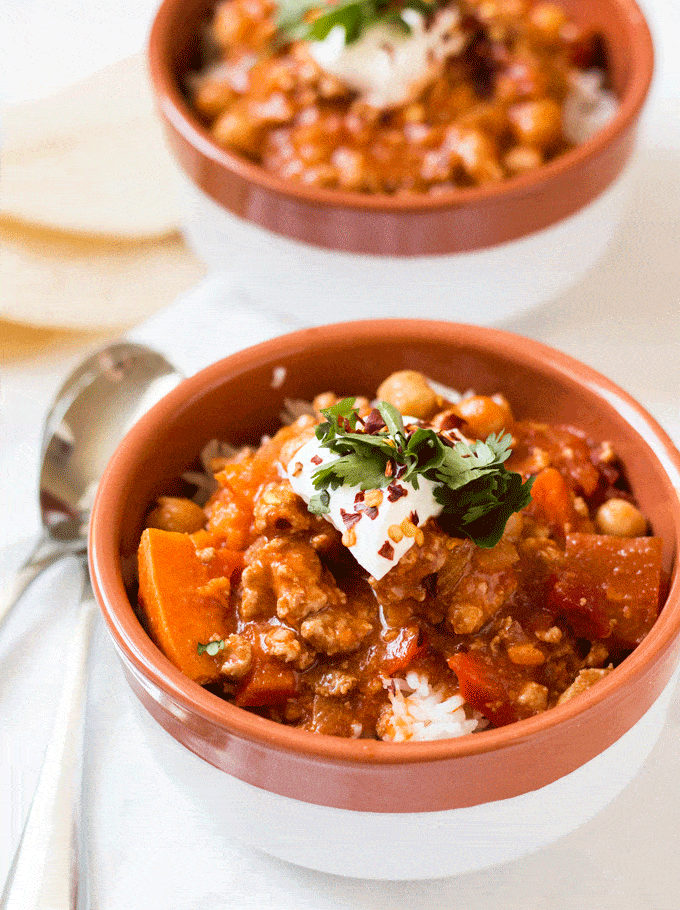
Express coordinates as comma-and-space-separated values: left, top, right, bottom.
197, 639, 226, 656
276, 0, 438, 46
308, 398, 533, 548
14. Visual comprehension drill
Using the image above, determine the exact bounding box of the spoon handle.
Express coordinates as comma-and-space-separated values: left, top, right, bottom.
0, 537, 84, 632
0, 596, 96, 910
0, 558, 58, 630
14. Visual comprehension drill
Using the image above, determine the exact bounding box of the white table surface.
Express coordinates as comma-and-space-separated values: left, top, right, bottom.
2, 0, 680, 905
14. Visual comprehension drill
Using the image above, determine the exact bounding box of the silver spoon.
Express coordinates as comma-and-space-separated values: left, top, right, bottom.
0, 342, 183, 909
0, 341, 182, 629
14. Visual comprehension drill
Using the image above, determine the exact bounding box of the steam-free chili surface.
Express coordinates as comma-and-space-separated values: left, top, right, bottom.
137, 373, 663, 739
188, 0, 615, 193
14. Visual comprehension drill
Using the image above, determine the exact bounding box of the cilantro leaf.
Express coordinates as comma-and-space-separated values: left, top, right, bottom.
308, 489, 331, 514
197, 639, 226, 657
307, 1, 365, 42
315, 397, 360, 442
313, 452, 391, 491
307, 398, 533, 548
375, 401, 406, 448
276, 0, 439, 46
435, 471, 534, 547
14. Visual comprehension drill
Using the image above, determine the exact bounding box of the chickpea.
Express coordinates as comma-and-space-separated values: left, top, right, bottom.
146, 497, 206, 534
313, 391, 335, 409
301, 164, 340, 187
213, 105, 261, 155
213, 2, 247, 48
595, 498, 648, 538
530, 2, 567, 42
456, 395, 514, 438
193, 77, 236, 120
376, 371, 439, 419
504, 145, 544, 175
445, 126, 504, 185
508, 98, 563, 150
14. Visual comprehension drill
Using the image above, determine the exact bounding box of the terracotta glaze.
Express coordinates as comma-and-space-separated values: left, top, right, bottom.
148, 0, 653, 255
90, 321, 680, 813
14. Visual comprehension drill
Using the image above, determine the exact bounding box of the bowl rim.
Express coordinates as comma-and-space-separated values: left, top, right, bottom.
89, 319, 680, 766
148, 0, 654, 215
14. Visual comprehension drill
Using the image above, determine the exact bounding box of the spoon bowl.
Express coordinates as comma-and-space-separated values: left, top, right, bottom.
0, 342, 183, 629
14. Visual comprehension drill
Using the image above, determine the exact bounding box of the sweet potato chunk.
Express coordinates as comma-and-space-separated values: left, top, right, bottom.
207, 423, 308, 548
526, 467, 577, 535
138, 528, 239, 685
563, 533, 663, 649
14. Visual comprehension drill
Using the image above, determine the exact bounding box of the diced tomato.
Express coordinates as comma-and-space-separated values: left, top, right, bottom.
382, 625, 427, 676
234, 658, 298, 708
563, 534, 663, 649
546, 570, 611, 639
448, 651, 535, 727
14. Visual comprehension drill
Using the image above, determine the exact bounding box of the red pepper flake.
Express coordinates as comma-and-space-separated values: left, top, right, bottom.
409, 510, 419, 525
355, 500, 379, 519
378, 541, 395, 560
385, 461, 394, 478
310, 455, 322, 465
354, 491, 365, 504
387, 483, 407, 502
438, 412, 466, 431
423, 572, 438, 598
364, 409, 386, 434
340, 508, 362, 529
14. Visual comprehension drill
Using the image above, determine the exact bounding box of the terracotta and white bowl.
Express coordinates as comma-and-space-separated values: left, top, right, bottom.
90, 321, 680, 879
148, 0, 654, 323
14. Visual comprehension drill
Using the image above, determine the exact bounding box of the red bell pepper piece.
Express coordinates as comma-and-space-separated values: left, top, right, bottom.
234, 657, 298, 707
382, 625, 427, 676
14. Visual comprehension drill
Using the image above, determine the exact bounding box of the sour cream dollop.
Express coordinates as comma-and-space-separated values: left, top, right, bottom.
307, 7, 466, 109
287, 433, 443, 579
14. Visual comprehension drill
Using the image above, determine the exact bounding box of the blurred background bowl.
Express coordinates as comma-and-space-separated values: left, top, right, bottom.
90, 320, 680, 879
148, 0, 653, 324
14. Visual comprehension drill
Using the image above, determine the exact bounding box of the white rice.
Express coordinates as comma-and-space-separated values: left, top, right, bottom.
281, 398, 316, 424
562, 67, 618, 146
424, 378, 463, 404
182, 438, 240, 503
379, 671, 486, 742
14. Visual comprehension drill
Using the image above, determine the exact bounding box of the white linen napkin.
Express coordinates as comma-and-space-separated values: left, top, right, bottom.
1, 54, 180, 241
